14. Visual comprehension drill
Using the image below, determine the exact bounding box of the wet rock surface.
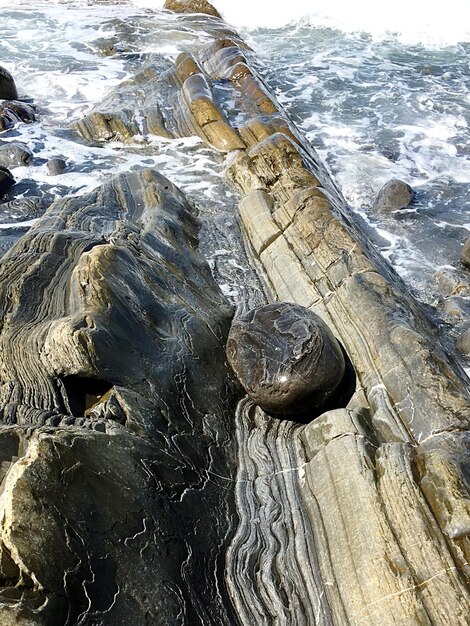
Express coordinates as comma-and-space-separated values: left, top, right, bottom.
0, 166, 14, 197
1, 2, 470, 625
0, 168, 240, 624
163, 0, 223, 17
46, 157, 67, 175
0, 65, 18, 100
373, 177, 414, 211
227, 303, 346, 416
0, 141, 33, 168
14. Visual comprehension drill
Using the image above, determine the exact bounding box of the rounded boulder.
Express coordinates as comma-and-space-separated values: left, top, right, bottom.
373, 178, 414, 211
0, 66, 18, 100
226, 302, 346, 416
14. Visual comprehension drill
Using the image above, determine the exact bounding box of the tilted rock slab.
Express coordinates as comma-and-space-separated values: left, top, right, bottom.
158, 4, 470, 624
0, 168, 241, 624
69, 3, 470, 624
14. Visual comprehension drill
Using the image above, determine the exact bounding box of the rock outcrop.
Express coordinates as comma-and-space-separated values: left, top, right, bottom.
0, 168, 241, 624
461, 235, 470, 268
1, 1, 470, 625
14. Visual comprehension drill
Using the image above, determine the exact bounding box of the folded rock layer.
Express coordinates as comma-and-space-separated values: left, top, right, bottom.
1, 2, 469, 625
0, 169, 240, 624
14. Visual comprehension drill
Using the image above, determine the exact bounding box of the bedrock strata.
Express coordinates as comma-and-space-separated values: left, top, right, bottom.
0, 1, 469, 624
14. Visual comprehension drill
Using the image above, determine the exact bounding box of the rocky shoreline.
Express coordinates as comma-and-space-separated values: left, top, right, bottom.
0, 1, 469, 624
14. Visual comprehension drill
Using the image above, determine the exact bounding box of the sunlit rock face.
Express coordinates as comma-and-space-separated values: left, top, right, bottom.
0, 169, 240, 625
1, 1, 470, 624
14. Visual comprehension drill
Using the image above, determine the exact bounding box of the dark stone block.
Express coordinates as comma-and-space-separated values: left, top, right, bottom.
226, 302, 346, 416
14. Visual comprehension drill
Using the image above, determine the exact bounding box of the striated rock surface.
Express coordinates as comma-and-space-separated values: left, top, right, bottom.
0, 168, 241, 624
227, 303, 346, 416
2, 1, 470, 625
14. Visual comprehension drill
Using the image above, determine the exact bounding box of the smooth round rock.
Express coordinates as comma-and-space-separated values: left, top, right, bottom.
47, 158, 67, 176
373, 178, 414, 211
226, 303, 346, 416
0, 66, 18, 100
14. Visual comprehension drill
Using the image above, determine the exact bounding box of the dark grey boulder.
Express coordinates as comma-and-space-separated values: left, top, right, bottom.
226, 302, 346, 416
0, 166, 15, 197
460, 236, 470, 269
0, 142, 33, 168
373, 178, 414, 211
0, 65, 18, 100
47, 158, 67, 176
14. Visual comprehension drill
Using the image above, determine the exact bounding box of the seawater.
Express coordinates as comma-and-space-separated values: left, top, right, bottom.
1, 0, 470, 339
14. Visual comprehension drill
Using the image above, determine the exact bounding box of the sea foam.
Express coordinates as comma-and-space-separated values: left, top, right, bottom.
141, 0, 470, 45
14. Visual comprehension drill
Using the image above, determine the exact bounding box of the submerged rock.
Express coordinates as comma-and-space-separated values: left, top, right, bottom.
163, 0, 222, 18
226, 302, 346, 416
0, 65, 18, 100
0, 166, 14, 197
0, 141, 33, 168
373, 178, 414, 211
0, 196, 45, 222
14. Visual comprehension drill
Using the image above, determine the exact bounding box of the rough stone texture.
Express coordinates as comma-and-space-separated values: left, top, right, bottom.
0, 168, 241, 624
0, 66, 18, 100
162, 24, 470, 625
0, 166, 14, 197
226, 303, 345, 416
461, 236, 470, 269
163, 0, 222, 18
434, 267, 470, 298
372, 178, 414, 211
9, 9, 470, 626
73, 60, 173, 142
0, 142, 33, 169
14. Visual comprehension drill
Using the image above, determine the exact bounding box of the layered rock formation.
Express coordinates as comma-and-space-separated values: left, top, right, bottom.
0, 2, 469, 625
0, 168, 241, 624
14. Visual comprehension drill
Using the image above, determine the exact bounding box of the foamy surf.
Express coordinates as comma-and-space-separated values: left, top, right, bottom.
0, 0, 469, 341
